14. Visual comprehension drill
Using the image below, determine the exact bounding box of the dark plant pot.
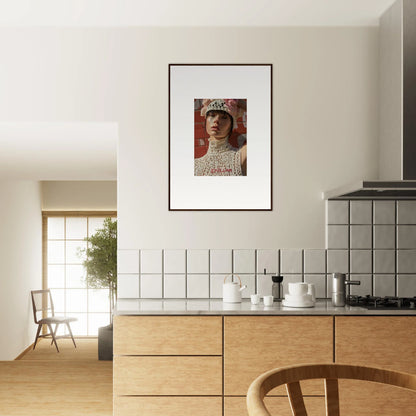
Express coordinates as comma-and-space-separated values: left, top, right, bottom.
98, 324, 113, 361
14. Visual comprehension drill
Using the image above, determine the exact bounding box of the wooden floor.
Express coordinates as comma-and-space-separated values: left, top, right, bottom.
0, 339, 112, 416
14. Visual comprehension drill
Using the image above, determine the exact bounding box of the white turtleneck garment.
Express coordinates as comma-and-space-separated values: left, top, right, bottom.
194, 137, 242, 176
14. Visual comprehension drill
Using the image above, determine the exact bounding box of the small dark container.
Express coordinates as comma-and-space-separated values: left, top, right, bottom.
271, 275, 284, 301
98, 324, 113, 361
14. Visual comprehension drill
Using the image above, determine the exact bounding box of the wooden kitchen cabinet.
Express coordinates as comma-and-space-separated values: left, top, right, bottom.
113, 314, 416, 416
335, 316, 416, 415
224, 396, 326, 416
224, 316, 333, 396
113, 315, 222, 355
114, 396, 222, 416
113, 316, 223, 416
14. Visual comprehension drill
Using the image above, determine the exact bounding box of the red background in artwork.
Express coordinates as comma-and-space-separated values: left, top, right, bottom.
194, 106, 247, 159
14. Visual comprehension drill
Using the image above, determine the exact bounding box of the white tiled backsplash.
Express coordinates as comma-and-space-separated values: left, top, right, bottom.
117, 200, 416, 300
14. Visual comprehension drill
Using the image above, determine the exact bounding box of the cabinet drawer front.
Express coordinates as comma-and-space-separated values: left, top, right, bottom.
225, 396, 326, 416
336, 316, 416, 373
114, 396, 222, 416
224, 316, 333, 395
339, 380, 416, 415
114, 356, 222, 395
114, 316, 222, 355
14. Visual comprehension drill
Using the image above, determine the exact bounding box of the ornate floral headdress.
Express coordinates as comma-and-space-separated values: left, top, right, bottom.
200, 99, 245, 130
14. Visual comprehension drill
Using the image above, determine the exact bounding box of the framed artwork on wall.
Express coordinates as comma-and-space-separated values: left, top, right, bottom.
169, 64, 272, 211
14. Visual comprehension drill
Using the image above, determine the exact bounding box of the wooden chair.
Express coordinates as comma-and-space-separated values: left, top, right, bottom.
31, 289, 77, 353
246, 363, 416, 416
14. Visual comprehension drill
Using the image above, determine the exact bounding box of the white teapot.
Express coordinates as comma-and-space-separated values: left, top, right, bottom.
223, 274, 247, 303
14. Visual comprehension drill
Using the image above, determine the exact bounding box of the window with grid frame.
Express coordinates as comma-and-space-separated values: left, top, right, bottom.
43, 212, 117, 336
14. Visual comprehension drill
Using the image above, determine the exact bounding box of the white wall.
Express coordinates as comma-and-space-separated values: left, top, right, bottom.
42, 181, 117, 210
0, 181, 42, 360
0, 27, 379, 250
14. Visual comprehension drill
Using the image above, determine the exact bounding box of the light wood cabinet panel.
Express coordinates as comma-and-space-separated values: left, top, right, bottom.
338, 380, 416, 415
336, 316, 416, 414
224, 396, 326, 416
335, 316, 416, 372
113, 315, 222, 355
224, 316, 333, 395
114, 396, 223, 416
114, 356, 222, 396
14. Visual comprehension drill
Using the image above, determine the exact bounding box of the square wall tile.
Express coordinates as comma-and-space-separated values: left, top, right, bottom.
327, 250, 348, 274
304, 274, 326, 298
210, 274, 227, 298
327, 200, 349, 224
239, 274, 256, 298
350, 250, 372, 274
140, 274, 162, 298
164, 274, 186, 298
117, 274, 140, 298
140, 250, 162, 274
187, 250, 209, 274
282, 275, 302, 297
256, 249, 279, 274
350, 201, 372, 224
397, 250, 416, 273
233, 249, 256, 274
397, 201, 416, 224
280, 249, 303, 274
374, 226, 395, 249
256, 274, 273, 296
349, 274, 372, 296
374, 201, 395, 224
210, 250, 232, 274
327, 225, 349, 249
350, 226, 372, 249
164, 250, 186, 274
117, 250, 139, 274
304, 250, 326, 274
373, 250, 395, 274
187, 274, 209, 298
374, 275, 396, 297
397, 225, 416, 249
397, 275, 416, 297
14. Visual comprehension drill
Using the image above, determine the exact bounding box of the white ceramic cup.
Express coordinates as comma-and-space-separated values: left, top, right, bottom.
288, 282, 308, 296
251, 294, 260, 305
263, 295, 274, 306
307, 283, 316, 302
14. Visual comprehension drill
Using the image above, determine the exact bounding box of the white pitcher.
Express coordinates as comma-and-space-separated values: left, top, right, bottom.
223, 274, 247, 303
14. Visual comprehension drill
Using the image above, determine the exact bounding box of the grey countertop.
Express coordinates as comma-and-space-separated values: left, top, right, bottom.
115, 299, 416, 316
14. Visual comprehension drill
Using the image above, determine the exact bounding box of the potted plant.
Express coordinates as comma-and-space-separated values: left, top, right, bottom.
80, 217, 117, 360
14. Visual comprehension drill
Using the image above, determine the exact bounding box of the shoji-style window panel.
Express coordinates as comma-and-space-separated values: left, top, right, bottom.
43, 212, 116, 336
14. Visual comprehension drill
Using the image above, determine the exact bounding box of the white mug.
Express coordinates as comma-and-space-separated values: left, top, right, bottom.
307, 283, 316, 302
288, 282, 308, 296
263, 295, 274, 306
251, 294, 260, 305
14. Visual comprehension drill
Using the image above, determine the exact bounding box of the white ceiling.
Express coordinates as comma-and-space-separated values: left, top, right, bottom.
0, 0, 396, 27
0, 1, 396, 181
0, 123, 118, 180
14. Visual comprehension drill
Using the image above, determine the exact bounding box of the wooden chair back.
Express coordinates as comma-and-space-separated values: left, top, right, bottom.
31, 289, 55, 324
246, 363, 416, 416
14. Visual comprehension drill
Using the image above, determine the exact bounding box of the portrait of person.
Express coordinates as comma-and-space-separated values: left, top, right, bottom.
194, 98, 247, 176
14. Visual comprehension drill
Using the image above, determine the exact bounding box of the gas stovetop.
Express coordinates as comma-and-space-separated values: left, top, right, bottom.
347, 295, 416, 310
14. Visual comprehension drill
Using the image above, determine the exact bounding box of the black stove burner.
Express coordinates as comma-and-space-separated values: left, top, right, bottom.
347, 295, 416, 310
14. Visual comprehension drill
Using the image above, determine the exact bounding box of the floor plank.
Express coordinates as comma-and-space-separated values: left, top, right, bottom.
0, 339, 112, 416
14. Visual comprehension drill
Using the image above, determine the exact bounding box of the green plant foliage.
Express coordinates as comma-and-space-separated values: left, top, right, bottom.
79, 218, 117, 318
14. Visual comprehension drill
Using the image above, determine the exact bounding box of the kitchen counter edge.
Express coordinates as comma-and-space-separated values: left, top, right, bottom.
114, 299, 416, 316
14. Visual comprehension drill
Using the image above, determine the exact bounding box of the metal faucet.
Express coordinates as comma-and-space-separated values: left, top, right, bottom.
331, 273, 360, 307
